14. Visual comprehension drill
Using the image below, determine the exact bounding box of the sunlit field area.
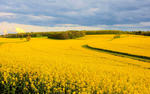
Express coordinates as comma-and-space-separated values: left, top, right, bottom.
88, 35, 150, 57
0, 34, 150, 93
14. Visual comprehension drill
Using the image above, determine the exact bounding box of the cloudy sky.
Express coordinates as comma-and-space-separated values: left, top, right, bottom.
0, 0, 150, 33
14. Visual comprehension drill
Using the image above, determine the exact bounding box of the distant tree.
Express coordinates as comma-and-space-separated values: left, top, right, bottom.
26, 34, 31, 41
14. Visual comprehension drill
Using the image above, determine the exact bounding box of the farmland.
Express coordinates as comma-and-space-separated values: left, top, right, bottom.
0, 34, 150, 93
88, 35, 150, 57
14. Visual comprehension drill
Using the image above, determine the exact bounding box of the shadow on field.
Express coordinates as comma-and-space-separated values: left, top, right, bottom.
82, 45, 150, 63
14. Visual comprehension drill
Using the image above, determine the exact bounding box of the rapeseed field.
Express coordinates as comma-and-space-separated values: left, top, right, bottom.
88, 35, 150, 57
0, 35, 150, 93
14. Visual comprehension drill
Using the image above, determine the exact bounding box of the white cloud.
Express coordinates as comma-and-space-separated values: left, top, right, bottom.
62, 11, 78, 16
113, 22, 150, 27
0, 12, 16, 19
96, 22, 150, 31
0, 22, 102, 34
55, 24, 81, 27
0, 12, 56, 21
0, 21, 149, 35
88, 8, 99, 13
113, 24, 141, 27
61, 8, 100, 17
27, 15, 56, 20
140, 22, 150, 26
